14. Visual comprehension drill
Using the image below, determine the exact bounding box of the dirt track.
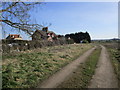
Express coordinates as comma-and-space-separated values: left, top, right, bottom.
37, 46, 96, 88
88, 45, 118, 88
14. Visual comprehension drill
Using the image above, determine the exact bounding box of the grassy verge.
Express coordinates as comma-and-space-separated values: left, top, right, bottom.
108, 48, 120, 87
58, 46, 101, 88
2, 44, 93, 88
103, 42, 120, 87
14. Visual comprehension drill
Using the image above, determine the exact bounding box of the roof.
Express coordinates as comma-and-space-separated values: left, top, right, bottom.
8, 34, 22, 38
47, 31, 56, 34
32, 30, 47, 36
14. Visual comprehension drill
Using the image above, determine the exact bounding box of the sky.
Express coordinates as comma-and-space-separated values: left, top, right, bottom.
2, 2, 118, 40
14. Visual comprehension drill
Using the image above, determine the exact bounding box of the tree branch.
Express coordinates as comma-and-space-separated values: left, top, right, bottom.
1, 19, 44, 35
21, 2, 40, 6
0, 2, 18, 13
1, 2, 43, 35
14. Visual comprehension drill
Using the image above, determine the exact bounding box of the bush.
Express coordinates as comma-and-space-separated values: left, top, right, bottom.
66, 39, 74, 44
2, 39, 67, 53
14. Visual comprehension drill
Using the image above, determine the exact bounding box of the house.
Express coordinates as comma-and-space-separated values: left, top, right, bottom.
31, 30, 47, 40
47, 31, 57, 41
42, 27, 57, 40
6, 34, 22, 40
32, 27, 57, 41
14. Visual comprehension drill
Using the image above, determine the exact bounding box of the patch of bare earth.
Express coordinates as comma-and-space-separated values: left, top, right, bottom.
88, 45, 118, 88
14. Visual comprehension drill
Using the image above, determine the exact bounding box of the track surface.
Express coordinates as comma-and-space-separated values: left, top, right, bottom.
88, 45, 118, 88
37, 45, 118, 88
37, 47, 96, 88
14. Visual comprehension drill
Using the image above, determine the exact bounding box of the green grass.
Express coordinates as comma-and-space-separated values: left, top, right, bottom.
103, 42, 120, 87
108, 48, 120, 87
2, 44, 93, 88
58, 46, 101, 88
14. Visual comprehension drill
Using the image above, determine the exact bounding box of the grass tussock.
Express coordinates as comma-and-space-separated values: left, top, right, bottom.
58, 46, 101, 88
2, 44, 93, 88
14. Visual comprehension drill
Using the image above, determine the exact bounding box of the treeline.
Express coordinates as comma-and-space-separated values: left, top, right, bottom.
65, 32, 91, 43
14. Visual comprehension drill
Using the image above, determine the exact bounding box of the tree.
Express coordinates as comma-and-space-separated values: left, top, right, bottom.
65, 31, 91, 43
1, 2, 44, 35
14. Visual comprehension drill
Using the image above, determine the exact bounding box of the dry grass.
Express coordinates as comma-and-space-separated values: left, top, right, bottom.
2, 44, 93, 88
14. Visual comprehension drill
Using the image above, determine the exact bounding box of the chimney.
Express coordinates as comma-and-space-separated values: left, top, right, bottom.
42, 27, 48, 32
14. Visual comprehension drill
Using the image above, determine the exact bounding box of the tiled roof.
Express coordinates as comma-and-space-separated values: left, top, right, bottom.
9, 34, 22, 38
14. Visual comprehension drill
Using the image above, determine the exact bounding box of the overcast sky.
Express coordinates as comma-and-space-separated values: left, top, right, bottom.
4, 2, 118, 40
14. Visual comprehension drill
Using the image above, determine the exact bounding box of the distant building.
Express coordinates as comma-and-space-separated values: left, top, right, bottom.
31, 30, 47, 40
32, 27, 57, 41
6, 34, 22, 40
47, 31, 57, 41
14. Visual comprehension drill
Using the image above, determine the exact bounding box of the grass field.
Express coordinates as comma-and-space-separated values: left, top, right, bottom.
58, 46, 101, 88
2, 44, 93, 88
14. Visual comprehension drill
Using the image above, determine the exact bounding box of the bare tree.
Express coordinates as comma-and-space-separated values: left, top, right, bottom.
1, 2, 44, 35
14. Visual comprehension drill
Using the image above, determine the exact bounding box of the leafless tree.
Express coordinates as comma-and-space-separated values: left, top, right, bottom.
1, 2, 44, 35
